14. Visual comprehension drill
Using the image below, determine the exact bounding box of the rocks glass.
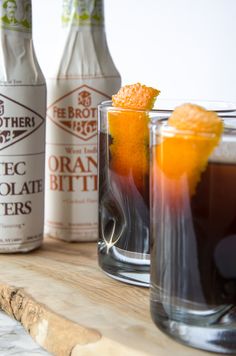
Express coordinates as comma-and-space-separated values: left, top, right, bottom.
150, 114, 236, 353
98, 101, 161, 286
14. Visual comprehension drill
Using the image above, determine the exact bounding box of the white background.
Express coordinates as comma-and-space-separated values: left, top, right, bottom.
32, 0, 236, 103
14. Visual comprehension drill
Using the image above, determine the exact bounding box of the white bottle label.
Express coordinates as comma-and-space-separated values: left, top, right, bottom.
46, 78, 120, 241
0, 85, 46, 252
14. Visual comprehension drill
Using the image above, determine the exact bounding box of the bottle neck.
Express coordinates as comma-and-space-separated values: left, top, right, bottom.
62, 0, 104, 29
0, 0, 32, 36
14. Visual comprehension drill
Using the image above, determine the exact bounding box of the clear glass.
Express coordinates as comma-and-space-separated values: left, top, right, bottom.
98, 102, 160, 286
98, 100, 236, 288
150, 116, 236, 353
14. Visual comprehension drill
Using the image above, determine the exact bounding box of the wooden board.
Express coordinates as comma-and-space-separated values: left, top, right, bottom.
0, 237, 215, 356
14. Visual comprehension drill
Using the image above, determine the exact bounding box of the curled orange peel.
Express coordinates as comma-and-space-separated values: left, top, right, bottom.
112, 82, 160, 110
108, 83, 160, 191
156, 103, 223, 195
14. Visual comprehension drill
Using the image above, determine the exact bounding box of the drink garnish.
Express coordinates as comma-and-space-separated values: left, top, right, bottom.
108, 83, 160, 191
157, 103, 223, 195
112, 82, 160, 110
168, 103, 223, 135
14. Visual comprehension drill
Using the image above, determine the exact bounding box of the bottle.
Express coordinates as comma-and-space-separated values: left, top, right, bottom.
0, 0, 46, 252
45, 0, 121, 242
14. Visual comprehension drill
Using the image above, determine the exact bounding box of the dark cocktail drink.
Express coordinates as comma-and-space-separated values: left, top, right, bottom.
98, 110, 150, 286
98, 83, 160, 286
150, 107, 236, 353
191, 160, 236, 306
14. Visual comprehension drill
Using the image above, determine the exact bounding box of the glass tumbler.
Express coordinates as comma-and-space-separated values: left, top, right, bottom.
98, 100, 236, 287
150, 116, 236, 353
98, 101, 163, 287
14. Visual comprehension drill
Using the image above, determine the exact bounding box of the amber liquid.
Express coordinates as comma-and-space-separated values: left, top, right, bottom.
191, 161, 236, 306
151, 160, 236, 324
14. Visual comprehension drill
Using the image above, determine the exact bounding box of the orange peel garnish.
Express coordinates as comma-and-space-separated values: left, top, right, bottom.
156, 103, 223, 195
168, 103, 223, 136
109, 83, 160, 191
112, 82, 160, 110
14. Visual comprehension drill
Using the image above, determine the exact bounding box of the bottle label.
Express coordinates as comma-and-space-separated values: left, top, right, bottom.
46, 78, 120, 241
47, 84, 101, 141
62, 0, 104, 27
0, 0, 32, 33
0, 85, 46, 252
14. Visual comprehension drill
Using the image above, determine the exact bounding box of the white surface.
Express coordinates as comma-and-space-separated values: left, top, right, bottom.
32, 0, 236, 103
0, 311, 50, 355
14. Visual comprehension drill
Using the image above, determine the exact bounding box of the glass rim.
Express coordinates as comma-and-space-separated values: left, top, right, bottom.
150, 117, 236, 138
98, 99, 236, 114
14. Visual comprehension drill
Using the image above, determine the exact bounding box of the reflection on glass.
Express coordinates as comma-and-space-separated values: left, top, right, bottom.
150, 117, 236, 353
98, 103, 152, 287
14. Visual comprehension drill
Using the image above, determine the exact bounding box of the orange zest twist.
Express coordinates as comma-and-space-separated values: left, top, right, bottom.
156, 103, 223, 196
108, 83, 160, 191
